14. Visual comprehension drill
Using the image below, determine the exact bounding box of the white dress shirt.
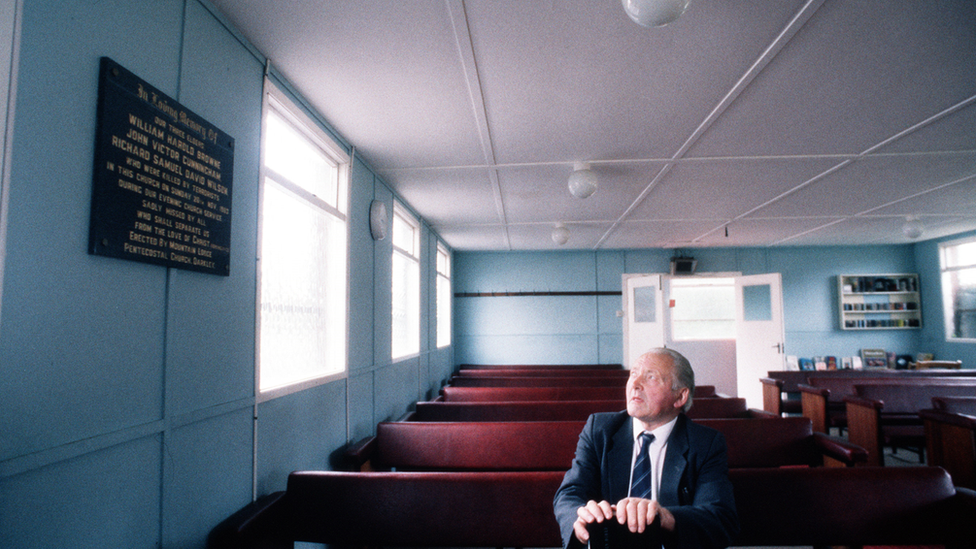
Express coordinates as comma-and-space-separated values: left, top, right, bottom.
628, 416, 678, 502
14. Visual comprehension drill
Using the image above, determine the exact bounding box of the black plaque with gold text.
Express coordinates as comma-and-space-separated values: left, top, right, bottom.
89, 57, 234, 275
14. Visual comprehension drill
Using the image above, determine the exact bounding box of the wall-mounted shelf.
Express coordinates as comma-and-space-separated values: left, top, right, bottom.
838, 274, 921, 330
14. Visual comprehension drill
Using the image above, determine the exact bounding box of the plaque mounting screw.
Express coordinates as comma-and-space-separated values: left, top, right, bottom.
101, 238, 109, 247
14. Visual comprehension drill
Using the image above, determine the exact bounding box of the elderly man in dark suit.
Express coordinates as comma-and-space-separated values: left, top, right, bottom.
553, 348, 739, 549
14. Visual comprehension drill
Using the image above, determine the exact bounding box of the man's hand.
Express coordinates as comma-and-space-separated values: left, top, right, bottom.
614, 497, 676, 533
572, 500, 615, 542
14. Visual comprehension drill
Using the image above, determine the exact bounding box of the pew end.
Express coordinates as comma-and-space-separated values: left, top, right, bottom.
921, 407, 976, 490
760, 377, 784, 416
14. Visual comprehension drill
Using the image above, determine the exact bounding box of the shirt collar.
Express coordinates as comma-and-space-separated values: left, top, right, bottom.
632, 415, 678, 445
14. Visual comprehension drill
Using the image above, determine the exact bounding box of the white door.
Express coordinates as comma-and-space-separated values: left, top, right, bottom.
622, 274, 664, 368
735, 273, 786, 408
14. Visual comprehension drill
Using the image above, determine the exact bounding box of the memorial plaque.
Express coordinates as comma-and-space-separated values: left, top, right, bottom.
89, 57, 234, 275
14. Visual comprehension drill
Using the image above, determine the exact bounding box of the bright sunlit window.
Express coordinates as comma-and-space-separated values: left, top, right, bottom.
436, 242, 451, 348
940, 236, 976, 341
670, 277, 736, 340
392, 201, 420, 359
257, 80, 349, 397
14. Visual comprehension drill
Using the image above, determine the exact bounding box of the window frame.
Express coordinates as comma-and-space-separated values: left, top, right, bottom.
255, 79, 351, 402
391, 200, 421, 360
939, 235, 976, 342
435, 241, 451, 349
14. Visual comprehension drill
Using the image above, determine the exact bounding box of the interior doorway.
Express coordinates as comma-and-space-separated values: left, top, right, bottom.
623, 273, 785, 407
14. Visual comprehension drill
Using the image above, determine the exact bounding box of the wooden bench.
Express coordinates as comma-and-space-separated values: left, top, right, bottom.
685, 397, 777, 419
456, 367, 630, 377
459, 363, 623, 370
438, 385, 722, 402
697, 417, 866, 468
447, 375, 628, 387
440, 385, 623, 401
344, 420, 585, 471
764, 368, 976, 418
447, 376, 722, 397
845, 382, 976, 465
921, 402, 976, 490
208, 471, 566, 549
932, 395, 976, 414
210, 467, 976, 548
344, 416, 865, 471
799, 375, 976, 434
413, 399, 625, 421
432, 391, 766, 420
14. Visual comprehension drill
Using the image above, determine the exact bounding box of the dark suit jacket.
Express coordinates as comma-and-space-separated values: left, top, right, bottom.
553, 412, 739, 549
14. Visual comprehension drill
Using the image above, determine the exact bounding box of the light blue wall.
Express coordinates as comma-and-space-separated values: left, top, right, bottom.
0, 1, 452, 547
454, 245, 955, 367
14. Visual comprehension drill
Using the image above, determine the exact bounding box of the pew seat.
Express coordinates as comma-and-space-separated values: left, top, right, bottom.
210, 467, 976, 549
440, 385, 623, 401
447, 375, 628, 387
456, 367, 629, 377
799, 375, 976, 434
344, 416, 865, 471
845, 382, 976, 466
459, 363, 623, 371
344, 420, 585, 471
413, 399, 623, 421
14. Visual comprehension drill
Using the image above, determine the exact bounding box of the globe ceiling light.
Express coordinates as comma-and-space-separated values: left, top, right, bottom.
552, 223, 570, 246
621, 0, 691, 28
902, 216, 924, 239
568, 162, 598, 199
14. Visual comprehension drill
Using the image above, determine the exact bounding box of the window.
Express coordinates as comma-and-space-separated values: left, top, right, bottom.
940, 236, 976, 340
392, 201, 420, 359
436, 243, 451, 348
669, 277, 736, 340
257, 80, 349, 397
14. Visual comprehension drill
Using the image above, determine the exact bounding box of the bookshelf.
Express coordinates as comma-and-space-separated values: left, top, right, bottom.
838, 274, 921, 330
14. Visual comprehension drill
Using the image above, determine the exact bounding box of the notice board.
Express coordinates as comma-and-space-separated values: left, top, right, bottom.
88, 57, 234, 276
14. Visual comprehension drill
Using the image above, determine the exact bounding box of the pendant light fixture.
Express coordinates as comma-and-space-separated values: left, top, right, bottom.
621, 0, 691, 28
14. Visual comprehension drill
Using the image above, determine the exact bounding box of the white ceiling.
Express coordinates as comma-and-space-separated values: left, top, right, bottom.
208, 0, 976, 251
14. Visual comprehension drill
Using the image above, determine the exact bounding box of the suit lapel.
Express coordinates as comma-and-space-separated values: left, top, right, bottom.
608, 415, 634, 502
659, 415, 689, 507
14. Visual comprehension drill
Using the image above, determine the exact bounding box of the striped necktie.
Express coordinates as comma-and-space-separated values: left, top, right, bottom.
630, 432, 655, 499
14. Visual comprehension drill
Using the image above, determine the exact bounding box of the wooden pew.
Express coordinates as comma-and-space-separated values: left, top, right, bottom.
423, 395, 768, 420
845, 382, 976, 466
459, 363, 623, 370
921, 402, 976, 490
932, 395, 976, 414
413, 399, 624, 422
799, 375, 976, 434
344, 420, 585, 471
765, 368, 976, 418
456, 367, 630, 377
208, 471, 566, 549
210, 467, 976, 549
446, 376, 722, 397
438, 385, 721, 402
344, 416, 864, 471
447, 375, 628, 387
440, 385, 622, 401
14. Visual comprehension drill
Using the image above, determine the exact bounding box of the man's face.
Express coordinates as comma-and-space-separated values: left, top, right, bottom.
626, 353, 689, 428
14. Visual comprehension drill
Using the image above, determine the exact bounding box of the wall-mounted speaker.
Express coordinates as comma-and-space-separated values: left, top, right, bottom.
670, 257, 697, 275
